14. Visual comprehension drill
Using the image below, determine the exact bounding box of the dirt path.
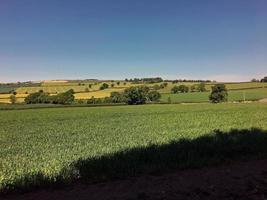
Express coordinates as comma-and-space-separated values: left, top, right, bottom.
259, 98, 267, 103
2, 159, 267, 200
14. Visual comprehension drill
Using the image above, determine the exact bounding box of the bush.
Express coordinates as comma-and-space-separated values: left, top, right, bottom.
100, 83, 109, 90
261, 76, 267, 82
147, 91, 161, 102
198, 82, 206, 92
171, 85, 189, 93
10, 95, 17, 104
171, 86, 179, 93
209, 84, 228, 103
110, 92, 125, 103
25, 90, 75, 105
123, 86, 149, 105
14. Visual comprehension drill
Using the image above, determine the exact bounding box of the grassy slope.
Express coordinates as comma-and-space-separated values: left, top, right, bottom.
0, 103, 267, 192
161, 88, 267, 103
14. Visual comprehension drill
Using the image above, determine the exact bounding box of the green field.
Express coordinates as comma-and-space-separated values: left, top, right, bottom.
161, 88, 267, 103
1, 103, 267, 192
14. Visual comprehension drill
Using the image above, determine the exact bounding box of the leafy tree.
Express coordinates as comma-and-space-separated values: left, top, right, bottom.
190, 85, 196, 92
53, 89, 75, 104
123, 86, 149, 105
209, 84, 228, 103
110, 92, 124, 103
87, 96, 95, 104
147, 91, 161, 102
178, 85, 189, 93
10, 95, 17, 104
116, 81, 120, 86
261, 76, 267, 82
99, 83, 109, 90
171, 85, 189, 93
111, 83, 115, 88
25, 92, 43, 104
171, 86, 180, 93
197, 82, 206, 92
89, 84, 92, 88
123, 82, 127, 85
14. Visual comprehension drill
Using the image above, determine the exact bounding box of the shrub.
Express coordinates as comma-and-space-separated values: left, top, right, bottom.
123, 86, 149, 105
10, 95, 17, 104
171, 85, 189, 93
147, 91, 161, 102
198, 82, 206, 92
209, 84, 228, 103
171, 86, 179, 93
100, 83, 109, 90
110, 92, 124, 103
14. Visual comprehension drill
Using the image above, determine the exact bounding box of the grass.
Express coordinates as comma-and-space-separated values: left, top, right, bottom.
0, 103, 267, 193
161, 88, 267, 103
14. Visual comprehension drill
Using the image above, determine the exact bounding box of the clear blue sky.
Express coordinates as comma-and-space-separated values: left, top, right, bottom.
0, 0, 266, 82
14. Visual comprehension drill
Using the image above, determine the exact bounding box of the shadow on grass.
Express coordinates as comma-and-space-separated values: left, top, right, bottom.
2, 128, 267, 194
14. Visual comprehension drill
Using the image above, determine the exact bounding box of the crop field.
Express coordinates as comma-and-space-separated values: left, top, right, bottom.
161, 88, 267, 103
74, 88, 125, 99
0, 103, 267, 192
0, 81, 266, 104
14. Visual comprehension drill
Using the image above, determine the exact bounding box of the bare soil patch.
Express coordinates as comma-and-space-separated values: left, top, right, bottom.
2, 159, 267, 200
259, 98, 267, 103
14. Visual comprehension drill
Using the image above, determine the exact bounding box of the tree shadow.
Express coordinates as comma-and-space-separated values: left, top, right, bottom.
2, 128, 267, 194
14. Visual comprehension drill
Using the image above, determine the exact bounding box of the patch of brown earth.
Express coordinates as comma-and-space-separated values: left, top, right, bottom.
259, 98, 267, 103
2, 159, 267, 200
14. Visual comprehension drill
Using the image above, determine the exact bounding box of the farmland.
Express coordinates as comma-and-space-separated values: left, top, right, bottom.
161, 88, 267, 103
1, 103, 267, 193
0, 81, 267, 104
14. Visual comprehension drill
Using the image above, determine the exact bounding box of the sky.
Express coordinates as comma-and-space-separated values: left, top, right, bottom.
0, 0, 266, 83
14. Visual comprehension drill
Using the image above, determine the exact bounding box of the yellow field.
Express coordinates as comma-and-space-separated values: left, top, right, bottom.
0, 98, 25, 104
75, 88, 125, 99
0, 88, 125, 103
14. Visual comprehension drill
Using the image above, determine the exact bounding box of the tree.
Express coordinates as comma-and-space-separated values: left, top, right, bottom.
251, 78, 259, 82
171, 85, 189, 93
53, 89, 75, 104
190, 85, 196, 92
147, 91, 161, 102
116, 81, 120, 86
100, 83, 109, 90
171, 86, 179, 93
209, 84, 228, 103
89, 84, 92, 88
111, 83, 115, 88
261, 76, 267, 82
110, 92, 124, 103
178, 85, 189, 93
123, 86, 149, 105
197, 82, 206, 92
10, 95, 17, 104
87, 96, 95, 104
